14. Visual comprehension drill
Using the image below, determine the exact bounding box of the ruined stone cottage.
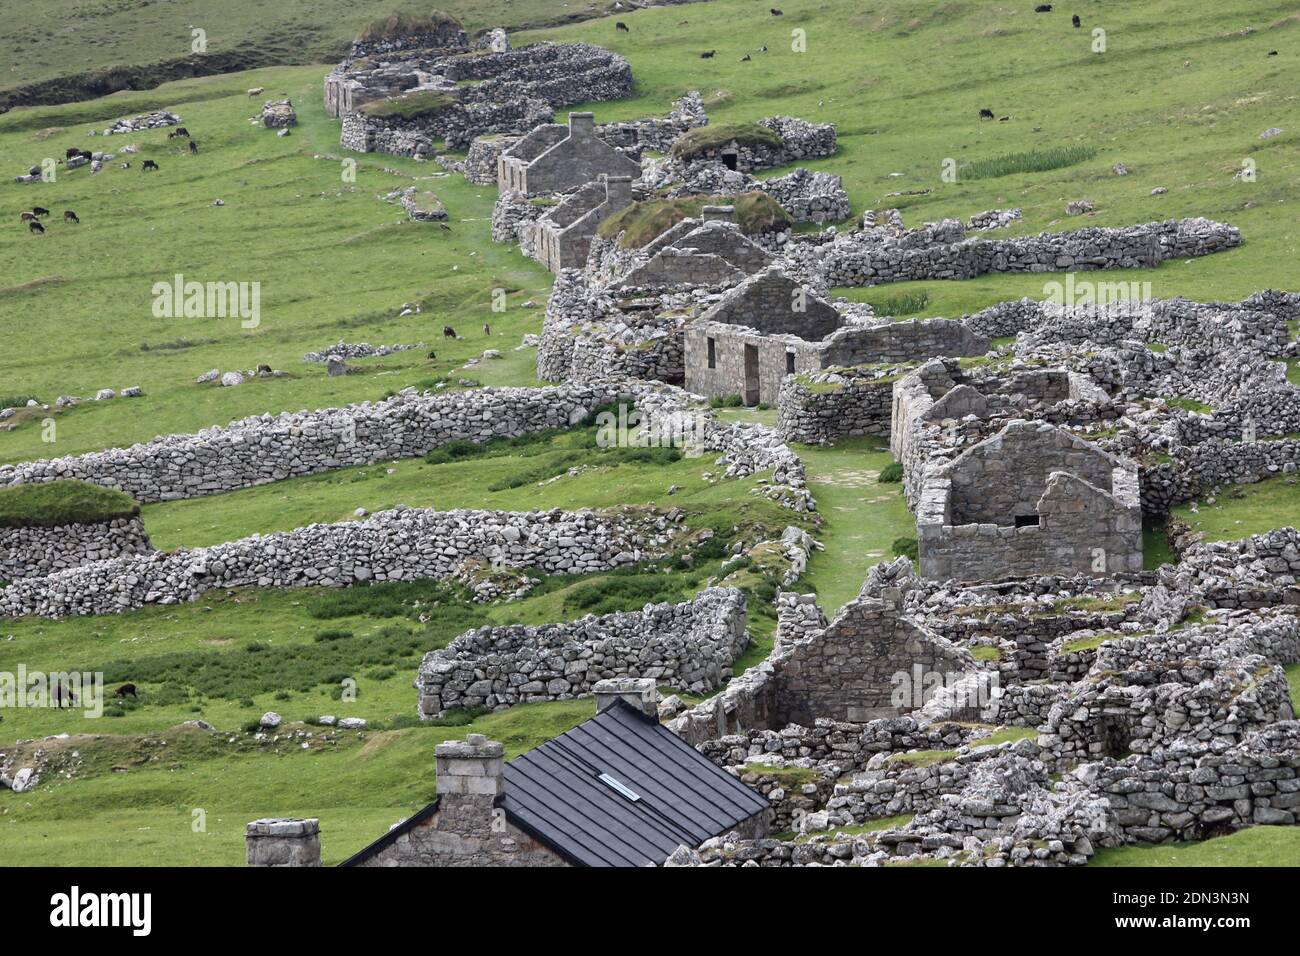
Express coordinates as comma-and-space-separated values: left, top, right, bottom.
531, 175, 634, 274
915, 420, 1143, 582
684, 267, 990, 406
498, 111, 642, 196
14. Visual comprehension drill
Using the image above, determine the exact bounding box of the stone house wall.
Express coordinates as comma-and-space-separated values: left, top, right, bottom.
0, 384, 622, 505
498, 112, 642, 196
916, 422, 1143, 582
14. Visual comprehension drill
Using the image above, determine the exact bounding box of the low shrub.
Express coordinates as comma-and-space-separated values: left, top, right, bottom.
878, 462, 904, 483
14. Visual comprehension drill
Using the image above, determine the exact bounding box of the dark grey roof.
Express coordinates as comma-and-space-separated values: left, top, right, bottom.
500, 699, 768, 867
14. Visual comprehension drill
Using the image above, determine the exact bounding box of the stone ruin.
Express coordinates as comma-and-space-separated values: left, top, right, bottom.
914, 420, 1143, 582
329, 34, 633, 154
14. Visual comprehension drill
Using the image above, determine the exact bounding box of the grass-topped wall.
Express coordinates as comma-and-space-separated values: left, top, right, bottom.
0, 479, 140, 529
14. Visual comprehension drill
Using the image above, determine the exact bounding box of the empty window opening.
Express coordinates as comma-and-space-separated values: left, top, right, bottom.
706, 337, 716, 369
785, 351, 796, 375
1014, 514, 1041, 528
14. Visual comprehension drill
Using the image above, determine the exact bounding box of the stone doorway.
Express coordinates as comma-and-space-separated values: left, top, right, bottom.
721, 150, 738, 171
743, 343, 760, 405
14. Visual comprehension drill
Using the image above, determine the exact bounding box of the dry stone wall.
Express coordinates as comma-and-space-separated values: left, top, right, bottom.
0, 517, 153, 581
416, 587, 747, 716
0, 385, 622, 505
0, 506, 664, 619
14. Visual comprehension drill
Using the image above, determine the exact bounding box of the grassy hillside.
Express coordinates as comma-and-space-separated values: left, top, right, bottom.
2, 0, 1299, 867
0, 0, 643, 108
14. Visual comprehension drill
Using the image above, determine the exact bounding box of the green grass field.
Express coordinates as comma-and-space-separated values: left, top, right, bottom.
2, 0, 1299, 867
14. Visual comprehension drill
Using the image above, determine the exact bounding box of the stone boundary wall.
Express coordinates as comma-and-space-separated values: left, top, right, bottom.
416, 587, 747, 716
776, 366, 903, 445
785, 218, 1240, 288
0, 517, 153, 581
0, 385, 621, 505
0, 507, 662, 619
1086, 721, 1300, 842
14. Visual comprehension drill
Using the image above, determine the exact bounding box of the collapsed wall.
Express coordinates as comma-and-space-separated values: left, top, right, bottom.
416, 588, 747, 716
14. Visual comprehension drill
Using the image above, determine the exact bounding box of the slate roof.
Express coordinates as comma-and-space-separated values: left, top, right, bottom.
340, 699, 768, 868
500, 699, 769, 867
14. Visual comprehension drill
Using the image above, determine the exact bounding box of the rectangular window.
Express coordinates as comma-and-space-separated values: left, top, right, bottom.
707, 337, 716, 369
786, 351, 796, 375
1014, 514, 1041, 528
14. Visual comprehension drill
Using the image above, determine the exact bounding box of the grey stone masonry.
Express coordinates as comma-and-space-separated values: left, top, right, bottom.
499, 112, 642, 196
776, 365, 905, 444
782, 217, 1241, 288
416, 588, 747, 717
683, 267, 989, 407
0, 516, 153, 581
0, 384, 621, 505
532, 175, 634, 274
245, 818, 321, 867
917, 421, 1143, 582
0, 506, 668, 619
356, 734, 568, 867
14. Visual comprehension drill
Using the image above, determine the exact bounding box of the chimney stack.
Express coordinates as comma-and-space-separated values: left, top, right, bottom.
245, 818, 322, 867
594, 678, 659, 719
435, 734, 505, 826
568, 111, 596, 139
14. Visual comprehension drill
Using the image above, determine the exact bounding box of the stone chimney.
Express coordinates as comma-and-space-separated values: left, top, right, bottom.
245, 817, 321, 867
435, 734, 505, 828
701, 204, 736, 223
594, 677, 659, 718
568, 111, 596, 140
604, 174, 634, 213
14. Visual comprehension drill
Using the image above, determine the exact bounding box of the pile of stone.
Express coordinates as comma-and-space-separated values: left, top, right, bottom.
303, 342, 424, 363
261, 100, 297, 129
104, 110, 181, 135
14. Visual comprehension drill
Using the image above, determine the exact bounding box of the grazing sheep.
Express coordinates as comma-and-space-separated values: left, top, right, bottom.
19, 212, 35, 222
700, 49, 716, 58
443, 325, 457, 338
978, 108, 995, 120
115, 683, 138, 699
28, 220, 44, 234
771, 7, 784, 15
189, 140, 199, 155
483, 323, 491, 336
616, 21, 629, 32
31, 206, 49, 218
248, 87, 265, 96
740, 54, 751, 62
1035, 4, 1053, 11
1072, 14, 1081, 27
64, 210, 80, 224
168, 127, 191, 139
142, 159, 159, 171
